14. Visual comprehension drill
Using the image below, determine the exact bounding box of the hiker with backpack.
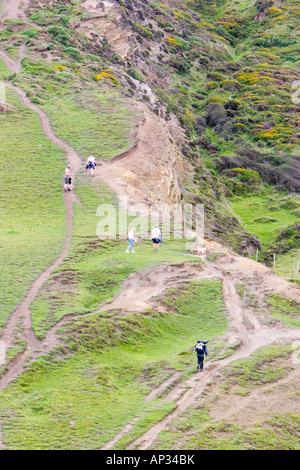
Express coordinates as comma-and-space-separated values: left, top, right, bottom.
194, 340, 208, 372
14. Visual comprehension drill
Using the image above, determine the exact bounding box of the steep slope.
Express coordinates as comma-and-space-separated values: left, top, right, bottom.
0, 0, 299, 452
0, 0, 266, 254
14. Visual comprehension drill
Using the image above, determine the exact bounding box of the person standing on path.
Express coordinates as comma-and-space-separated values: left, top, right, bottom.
86, 154, 96, 177
126, 227, 136, 254
151, 225, 161, 252
194, 340, 208, 372
64, 165, 72, 192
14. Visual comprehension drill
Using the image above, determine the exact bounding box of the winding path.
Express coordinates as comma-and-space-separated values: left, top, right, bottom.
102, 258, 300, 450
0, 48, 81, 391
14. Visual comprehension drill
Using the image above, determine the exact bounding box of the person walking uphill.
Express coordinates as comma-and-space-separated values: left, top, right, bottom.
195, 340, 208, 372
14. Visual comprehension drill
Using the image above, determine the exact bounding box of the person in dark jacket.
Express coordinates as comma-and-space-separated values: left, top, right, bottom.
194, 340, 208, 372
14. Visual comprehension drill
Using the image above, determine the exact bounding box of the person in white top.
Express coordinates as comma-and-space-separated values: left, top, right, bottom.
151, 225, 161, 252
126, 227, 135, 253
64, 166, 72, 192
86, 154, 96, 177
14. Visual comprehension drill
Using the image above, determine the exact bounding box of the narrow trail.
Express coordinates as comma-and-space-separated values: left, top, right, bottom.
122, 264, 300, 451
0, 46, 82, 394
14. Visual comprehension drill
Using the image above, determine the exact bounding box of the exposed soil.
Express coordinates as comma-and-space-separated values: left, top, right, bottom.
79, 0, 133, 59
0, 0, 29, 22
97, 102, 186, 207
115, 250, 300, 450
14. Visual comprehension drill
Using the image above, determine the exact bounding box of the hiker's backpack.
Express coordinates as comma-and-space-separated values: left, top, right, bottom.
195, 342, 205, 353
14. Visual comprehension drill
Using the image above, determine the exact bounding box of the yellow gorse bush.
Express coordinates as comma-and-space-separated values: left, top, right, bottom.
268, 7, 283, 15
54, 65, 68, 71
167, 37, 180, 46
95, 72, 118, 84
259, 128, 279, 139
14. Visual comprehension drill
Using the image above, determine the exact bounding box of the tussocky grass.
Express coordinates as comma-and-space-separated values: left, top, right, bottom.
263, 294, 300, 329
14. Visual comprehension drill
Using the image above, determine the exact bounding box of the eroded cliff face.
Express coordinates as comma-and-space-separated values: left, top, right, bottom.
78, 0, 133, 59
65, 1, 187, 204
100, 102, 186, 206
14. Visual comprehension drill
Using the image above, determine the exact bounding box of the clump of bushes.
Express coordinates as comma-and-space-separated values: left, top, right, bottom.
223, 168, 261, 182
220, 168, 261, 195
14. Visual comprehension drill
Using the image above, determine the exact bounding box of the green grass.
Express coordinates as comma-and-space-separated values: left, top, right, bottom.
229, 187, 300, 249
41, 85, 141, 162
30, 236, 205, 339
264, 294, 300, 328
151, 344, 299, 450
221, 344, 294, 393
0, 279, 228, 449
29, 157, 208, 338
1, 0, 299, 450
153, 411, 300, 450
228, 186, 300, 276
0, 63, 66, 332
15, 61, 142, 162
273, 248, 300, 279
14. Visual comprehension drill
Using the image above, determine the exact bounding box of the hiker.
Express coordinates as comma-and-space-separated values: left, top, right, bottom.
126, 227, 136, 254
86, 154, 96, 177
151, 225, 161, 252
194, 340, 208, 372
64, 165, 72, 192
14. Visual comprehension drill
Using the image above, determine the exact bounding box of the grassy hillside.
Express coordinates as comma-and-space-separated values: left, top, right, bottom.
0, 278, 228, 449
1, 0, 298, 261
0, 0, 299, 451
0, 60, 66, 331
151, 344, 300, 450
